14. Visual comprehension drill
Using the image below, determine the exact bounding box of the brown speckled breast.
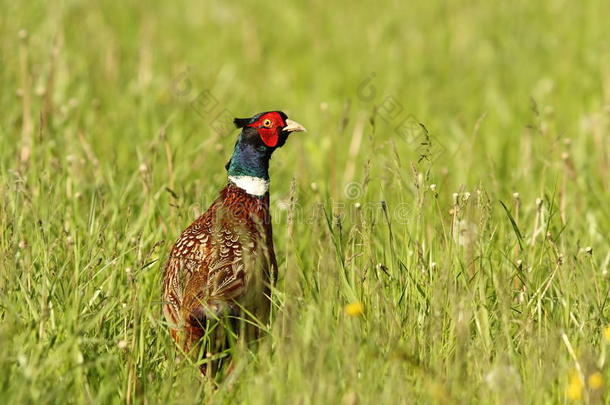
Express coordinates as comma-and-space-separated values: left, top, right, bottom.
162, 183, 277, 352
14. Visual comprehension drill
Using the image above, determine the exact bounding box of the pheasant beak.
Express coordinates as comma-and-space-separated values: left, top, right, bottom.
283, 119, 307, 133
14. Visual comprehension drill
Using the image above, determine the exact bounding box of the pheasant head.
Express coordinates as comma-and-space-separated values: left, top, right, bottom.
226, 111, 306, 195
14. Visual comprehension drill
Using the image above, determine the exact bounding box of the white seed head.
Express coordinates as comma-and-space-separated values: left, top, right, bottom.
35, 86, 46, 96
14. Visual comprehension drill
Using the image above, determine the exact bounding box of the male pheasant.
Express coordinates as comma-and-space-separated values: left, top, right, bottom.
162, 111, 305, 374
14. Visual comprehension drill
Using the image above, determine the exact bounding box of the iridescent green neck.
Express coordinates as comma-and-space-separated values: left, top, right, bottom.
226, 136, 272, 180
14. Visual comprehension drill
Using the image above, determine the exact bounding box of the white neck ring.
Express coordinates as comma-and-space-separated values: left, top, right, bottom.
228, 175, 269, 196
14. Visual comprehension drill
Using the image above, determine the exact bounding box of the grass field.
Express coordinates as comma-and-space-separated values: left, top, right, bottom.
1, 0, 610, 403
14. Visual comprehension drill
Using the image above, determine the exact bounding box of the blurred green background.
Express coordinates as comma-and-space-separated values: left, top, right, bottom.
1, 0, 609, 403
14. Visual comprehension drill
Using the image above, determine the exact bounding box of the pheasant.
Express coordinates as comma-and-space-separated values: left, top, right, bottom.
162, 111, 306, 374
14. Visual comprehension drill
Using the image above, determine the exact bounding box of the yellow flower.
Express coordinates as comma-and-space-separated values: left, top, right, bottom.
604, 325, 610, 342
588, 372, 603, 390
345, 301, 364, 317
567, 372, 583, 401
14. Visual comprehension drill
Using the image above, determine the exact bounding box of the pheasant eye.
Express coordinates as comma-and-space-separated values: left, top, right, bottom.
262, 119, 272, 128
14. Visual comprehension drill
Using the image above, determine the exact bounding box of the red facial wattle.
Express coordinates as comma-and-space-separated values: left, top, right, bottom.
246, 111, 286, 147
258, 127, 279, 147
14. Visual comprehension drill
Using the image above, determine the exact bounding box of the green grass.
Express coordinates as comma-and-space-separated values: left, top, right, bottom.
1, 0, 609, 403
